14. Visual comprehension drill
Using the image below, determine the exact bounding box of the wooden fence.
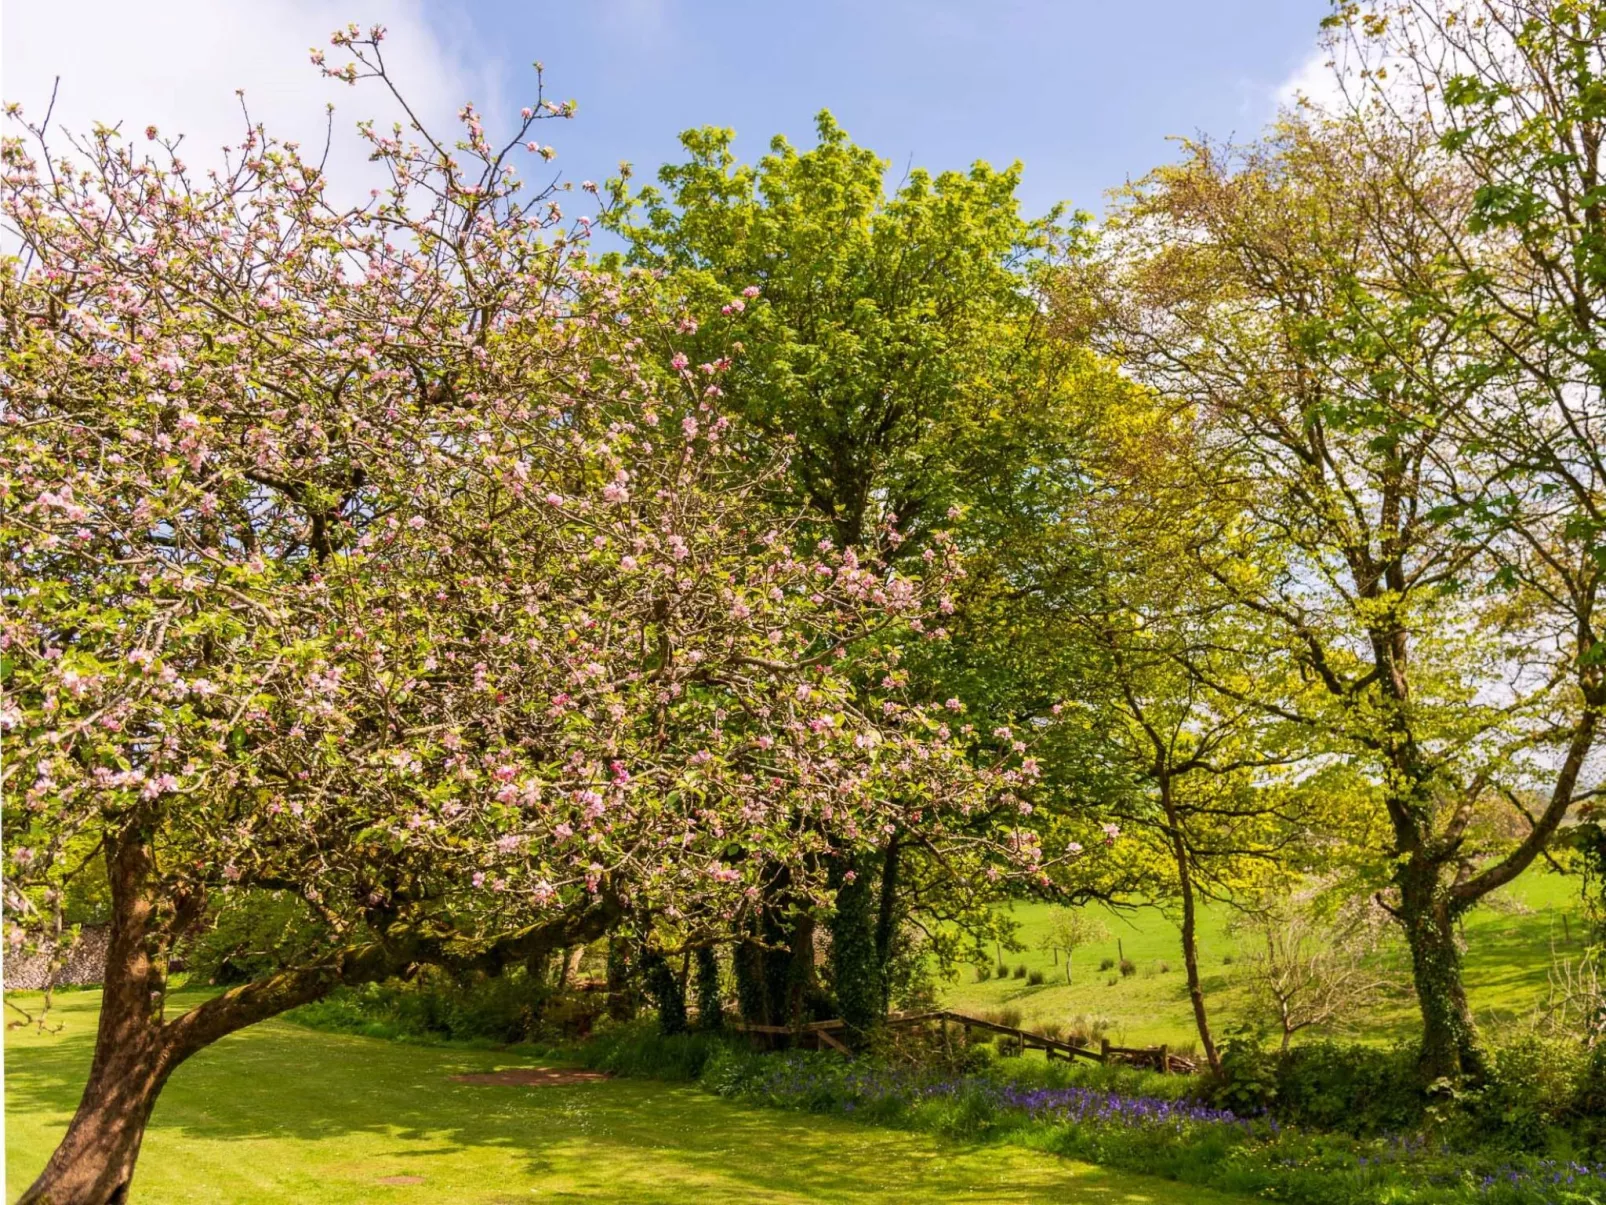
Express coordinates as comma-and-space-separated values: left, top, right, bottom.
729, 1008, 1197, 1074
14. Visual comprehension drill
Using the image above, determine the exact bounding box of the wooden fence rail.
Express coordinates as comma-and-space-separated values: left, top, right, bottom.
728, 1009, 1196, 1074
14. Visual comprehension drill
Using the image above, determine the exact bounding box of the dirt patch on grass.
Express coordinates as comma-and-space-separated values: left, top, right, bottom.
449, 1067, 611, 1087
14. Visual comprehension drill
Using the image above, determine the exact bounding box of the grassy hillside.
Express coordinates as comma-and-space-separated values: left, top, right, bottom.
936, 871, 1589, 1052
5, 990, 1250, 1204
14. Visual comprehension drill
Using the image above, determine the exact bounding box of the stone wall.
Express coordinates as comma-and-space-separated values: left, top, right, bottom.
3, 926, 109, 991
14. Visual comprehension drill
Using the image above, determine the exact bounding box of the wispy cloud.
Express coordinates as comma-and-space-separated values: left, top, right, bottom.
3, 0, 503, 203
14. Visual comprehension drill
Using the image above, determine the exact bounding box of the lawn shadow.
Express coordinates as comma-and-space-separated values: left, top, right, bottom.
6, 997, 1216, 1203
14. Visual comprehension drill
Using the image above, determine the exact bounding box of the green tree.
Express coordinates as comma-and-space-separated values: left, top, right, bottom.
0, 39, 1035, 1201
1040, 908, 1109, 984
602, 112, 1108, 1033
603, 112, 1081, 549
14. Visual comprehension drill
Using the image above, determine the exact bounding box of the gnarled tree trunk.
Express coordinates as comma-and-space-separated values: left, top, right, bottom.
1398, 859, 1481, 1083
20, 826, 623, 1204
20, 828, 191, 1205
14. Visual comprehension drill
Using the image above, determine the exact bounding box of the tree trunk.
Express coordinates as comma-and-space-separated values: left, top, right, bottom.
21, 824, 622, 1204
20, 827, 183, 1205
605, 935, 635, 1022
1162, 776, 1220, 1073
829, 854, 882, 1046
694, 946, 724, 1032
1399, 860, 1482, 1081
872, 836, 901, 1013
18, 1018, 172, 1205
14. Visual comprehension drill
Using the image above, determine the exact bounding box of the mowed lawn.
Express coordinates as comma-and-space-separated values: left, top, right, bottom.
941, 872, 1588, 1049
5, 992, 1247, 1205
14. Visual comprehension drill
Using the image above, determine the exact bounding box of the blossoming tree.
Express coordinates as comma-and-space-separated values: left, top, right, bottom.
0, 31, 1051, 1203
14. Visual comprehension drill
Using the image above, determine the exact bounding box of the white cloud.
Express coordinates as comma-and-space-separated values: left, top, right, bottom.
1274, 47, 1351, 116
1, 0, 502, 203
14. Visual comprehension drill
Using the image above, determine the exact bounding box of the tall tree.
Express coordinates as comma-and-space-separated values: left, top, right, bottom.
602, 112, 1081, 549
601, 113, 1104, 1026
1012, 394, 1316, 1072
1081, 113, 1588, 1080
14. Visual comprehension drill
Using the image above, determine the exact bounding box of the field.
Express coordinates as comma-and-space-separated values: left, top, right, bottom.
938, 871, 1588, 1050
4, 990, 1249, 1204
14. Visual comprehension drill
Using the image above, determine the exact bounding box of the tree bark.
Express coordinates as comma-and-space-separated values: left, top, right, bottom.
1161, 775, 1220, 1073
872, 835, 901, 1013
19, 830, 178, 1205
17, 1019, 172, 1205
1399, 859, 1482, 1082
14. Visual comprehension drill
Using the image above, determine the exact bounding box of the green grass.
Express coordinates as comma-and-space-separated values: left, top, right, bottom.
5, 990, 1249, 1204
940, 871, 1589, 1050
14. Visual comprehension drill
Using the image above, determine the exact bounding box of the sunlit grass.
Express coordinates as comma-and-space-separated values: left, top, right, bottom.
5, 990, 1244, 1203
939, 872, 1587, 1049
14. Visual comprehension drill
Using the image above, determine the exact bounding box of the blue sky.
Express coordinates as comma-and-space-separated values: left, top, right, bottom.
7, 0, 1331, 219
466, 0, 1330, 217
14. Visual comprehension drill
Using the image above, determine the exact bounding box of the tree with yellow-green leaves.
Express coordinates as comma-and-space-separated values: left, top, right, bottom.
1078, 102, 1600, 1084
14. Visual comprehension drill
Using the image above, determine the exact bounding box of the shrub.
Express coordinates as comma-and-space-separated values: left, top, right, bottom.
974, 964, 991, 983
1098, 957, 1116, 972
1480, 1033, 1593, 1148
1027, 970, 1045, 986
995, 964, 1010, 980
1013, 964, 1028, 979
1119, 959, 1136, 978
982, 1005, 1025, 1030
289, 966, 559, 1046
1208, 1037, 1278, 1116
580, 1019, 728, 1081
1063, 1014, 1111, 1047
1156, 961, 1171, 974
1272, 1041, 1421, 1136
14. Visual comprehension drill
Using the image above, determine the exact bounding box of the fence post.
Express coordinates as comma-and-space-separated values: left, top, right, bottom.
1099, 1037, 1110, 1064
1158, 1044, 1170, 1074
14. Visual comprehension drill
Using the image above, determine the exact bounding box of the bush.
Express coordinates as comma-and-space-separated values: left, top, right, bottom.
589, 1023, 1606, 1205
1064, 1014, 1111, 1047
579, 1019, 728, 1081
1208, 1037, 1278, 1116
289, 966, 560, 1046
974, 964, 991, 982
1272, 1041, 1422, 1136
1098, 957, 1116, 972
981, 1005, 1024, 1030
1012, 964, 1028, 979
1119, 959, 1136, 978
1027, 970, 1045, 986
870, 1021, 992, 1076
994, 964, 1010, 980
1480, 1033, 1593, 1148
